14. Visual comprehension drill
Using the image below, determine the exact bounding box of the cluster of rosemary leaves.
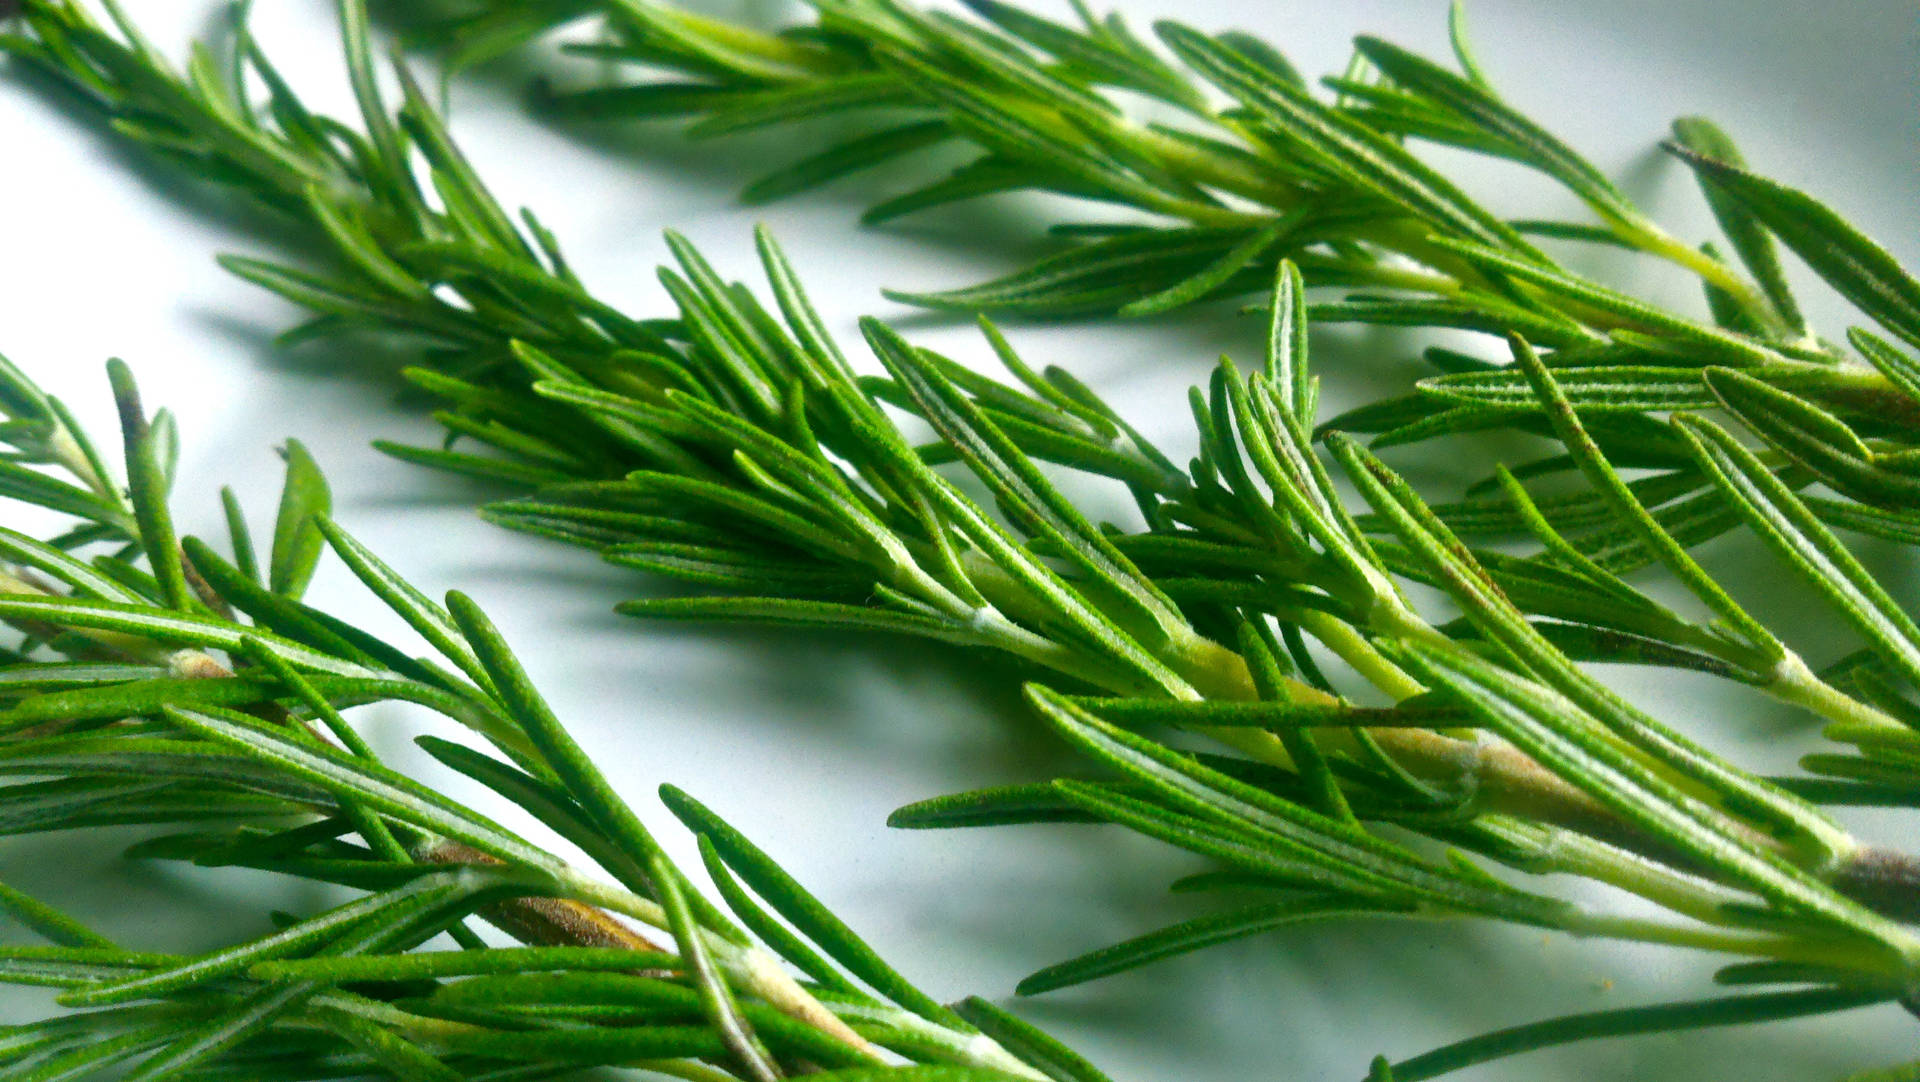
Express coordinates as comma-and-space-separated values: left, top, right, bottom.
0, 354, 1086, 1080
2, 0, 1919, 1078
413, 0, 1920, 526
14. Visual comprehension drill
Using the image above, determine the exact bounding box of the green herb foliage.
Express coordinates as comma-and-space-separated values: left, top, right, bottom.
7, 1, 1920, 1076
413, 0, 1920, 532
0, 357, 1077, 1082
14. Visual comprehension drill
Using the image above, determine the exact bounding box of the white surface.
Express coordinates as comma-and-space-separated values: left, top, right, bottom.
3, 1, 1918, 1079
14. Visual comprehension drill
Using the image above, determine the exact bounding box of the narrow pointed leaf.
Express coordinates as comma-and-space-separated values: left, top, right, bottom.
266, 439, 331, 599
1019, 896, 1399, 994
1675, 415, 1920, 690
1667, 144, 1920, 348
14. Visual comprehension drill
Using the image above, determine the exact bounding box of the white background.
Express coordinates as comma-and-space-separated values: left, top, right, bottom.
3, 1, 1919, 1079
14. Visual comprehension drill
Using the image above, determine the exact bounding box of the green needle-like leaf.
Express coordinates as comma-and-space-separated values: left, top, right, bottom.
660, 785, 970, 1032
1675, 415, 1920, 691
1668, 143, 1920, 349
1385, 987, 1893, 1082
1019, 895, 1401, 993
1670, 117, 1806, 335
267, 439, 331, 600
105, 361, 191, 613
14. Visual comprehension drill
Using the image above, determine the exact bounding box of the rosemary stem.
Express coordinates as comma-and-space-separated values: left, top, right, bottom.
337, 995, 808, 1077
1768, 656, 1912, 734
1170, 621, 1920, 933
1127, 123, 1302, 207
564, 872, 1039, 1073
958, 551, 1204, 698
730, 945, 889, 1064
1561, 911, 1903, 976
568, 878, 891, 1061
652, 8, 829, 76
832, 998, 1053, 1079
1629, 224, 1797, 339
1519, 823, 1747, 926
318, 994, 489, 1043
1163, 625, 1643, 854
1299, 610, 1425, 701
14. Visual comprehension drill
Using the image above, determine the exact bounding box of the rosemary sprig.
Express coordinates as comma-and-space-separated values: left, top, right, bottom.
392, 0, 1920, 828
8, 1, 1920, 1074
0, 354, 1078, 1082
400, 0, 1797, 324
410, 0, 1920, 532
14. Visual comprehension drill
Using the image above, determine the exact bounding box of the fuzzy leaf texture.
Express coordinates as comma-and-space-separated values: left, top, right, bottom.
421, 0, 1920, 531
0, 359, 1071, 1081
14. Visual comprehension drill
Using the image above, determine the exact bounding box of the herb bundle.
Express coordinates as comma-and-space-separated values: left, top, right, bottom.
4, 0, 1920, 1077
